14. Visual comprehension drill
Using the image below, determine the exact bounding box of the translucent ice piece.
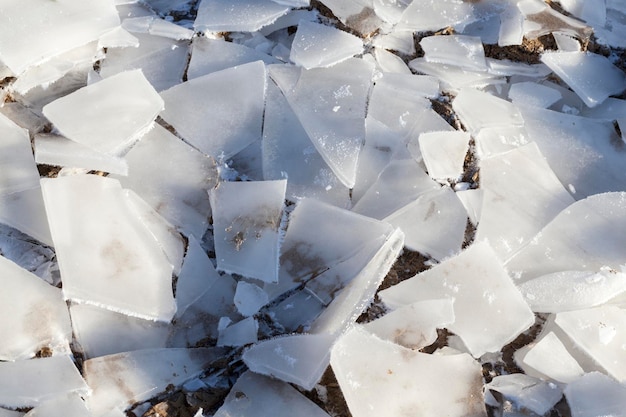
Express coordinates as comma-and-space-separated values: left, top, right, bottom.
24, 393, 92, 417
70, 304, 169, 359
210, 180, 286, 282
0, 410, 23, 417
194, 0, 290, 32
555, 306, 626, 382
234, 281, 269, 316
0, 0, 119, 75
0, 187, 53, 247
452, 87, 524, 134
519, 332, 584, 383
380, 241, 535, 357
508, 81, 562, 108
121, 16, 193, 40
290, 20, 363, 69
564, 372, 626, 417
476, 143, 574, 259
84, 348, 225, 415
214, 371, 331, 417
396, 0, 475, 32
456, 188, 482, 226
0, 255, 72, 361
41, 175, 176, 321
242, 333, 335, 390
0, 355, 89, 409
42, 70, 163, 155
485, 374, 562, 416
506, 192, 626, 281
113, 124, 217, 238
519, 0, 593, 40
409, 58, 505, 91
419, 131, 470, 181
317, 0, 383, 34
217, 317, 258, 347
371, 29, 415, 55
421, 35, 486, 71
485, 58, 551, 77
160, 61, 266, 160
331, 326, 486, 417
0, 113, 40, 195
362, 299, 454, 349
372, 48, 411, 74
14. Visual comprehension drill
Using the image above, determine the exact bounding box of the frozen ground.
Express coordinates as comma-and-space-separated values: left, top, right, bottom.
1, 0, 626, 416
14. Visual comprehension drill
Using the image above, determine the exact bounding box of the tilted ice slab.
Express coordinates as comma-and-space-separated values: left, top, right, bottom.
41, 175, 176, 321
452, 87, 524, 134
210, 180, 286, 282
372, 48, 412, 74
331, 326, 486, 417
420, 35, 487, 71
194, 0, 290, 32
316, 0, 383, 34
0, 224, 56, 285
508, 81, 562, 108
120, 15, 193, 40
518, 0, 592, 40
380, 241, 535, 357
290, 20, 363, 69
217, 316, 258, 347
564, 372, 626, 417
113, 123, 217, 238
0, 355, 89, 409
160, 60, 266, 160
557, 0, 606, 25
506, 192, 626, 282
0, 255, 71, 361
485, 374, 562, 416
214, 371, 331, 417
476, 143, 574, 260
0, 0, 119, 75
233, 281, 269, 317
42, 70, 163, 155
419, 131, 470, 181
0, 187, 53, 247
84, 348, 225, 416
517, 331, 585, 384
0, 113, 41, 195
396, 0, 475, 32
541, 51, 626, 108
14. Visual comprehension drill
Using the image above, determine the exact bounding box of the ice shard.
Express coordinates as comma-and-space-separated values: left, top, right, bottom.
485, 374, 562, 416
409, 59, 506, 91
452, 87, 524, 134
564, 372, 626, 417
194, 0, 290, 32
23, 394, 92, 417
508, 81, 562, 108
217, 317, 258, 347
396, 0, 475, 32
316, 0, 383, 34
0, 187, 53, 247
290, 20, 363, 69
420, 35, 487, 71
418, 131, 470, 181
518, 331, 584, 383
0, 113, 40, 195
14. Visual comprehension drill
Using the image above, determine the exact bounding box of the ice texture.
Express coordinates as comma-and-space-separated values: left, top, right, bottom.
0, 113, 41, 195
564, 372, 626, 417
419, 131, 470, 181
409, 59, 505, 91
421, 35, 486, 71
452, 87, 524, 134
485, 374, 562, 416
519, 332, 584, 383
290, 20, 363, 69
194, 0, 290, 32
42, 70, 163, 155
317, 0, 383, 34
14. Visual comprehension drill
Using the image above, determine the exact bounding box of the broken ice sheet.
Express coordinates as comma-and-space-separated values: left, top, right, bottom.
396, 0, 475, 32
290, 20, 363, 69
409, 58, 505, 92
0, 187, 54, 247
420, 35, 487, 71
84, 348, 225, 415
380, 241, 535, 357
331, 326, 486, 417
41, 175, 176, 321
508, 81, 562, 108
0, 113, 41, 195
564, 372, 626, 417
209, 179, 286, 282
452, 87, 524, 134
214, 371, 331, 417
160, 60, 266, 160
541, 51, 626, 107
0, 355, 89, 409
518, 0, 592, 40
234, 281, 269, 316
485, 374, 562, 416
418, 130, 470, 181
0, 255, 71, 361
317, 0, 383, 34
518, 331, 584, 383
24, 393, 92, 417
217, 316, 258, 347
194, 0, 290, 32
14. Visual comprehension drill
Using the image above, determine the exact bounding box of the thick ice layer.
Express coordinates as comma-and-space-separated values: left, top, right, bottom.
485, 374, 562, 416
564, 372, 626, 417
420, 35, 486, 71
194, 0, 290, 32
160, 60, 266, 160
41, 175, 176, 321
519, 331, 584, 383
331, 326, 486, 417
380, 241, 535, 357
508, 81, 562, 108
0, 255, 71, 361
506, 192, 626, 281
0, 0, 119, 74
419, 131, 470, 181
397, 0, 475, 32
452, 87, 524, 134
290, 20, 363, 69
541, 51, 626, 107
0, 113, 40, 195
210, 180, 286, 282
42, 70, 163, 155
0, 187, 53, 247
214, 371, 331, 417
84, 348, 225, 415
113, 124, 217, 238
0, 355, 89, 409
555, 306, 626, 382
476, 143, 574, 259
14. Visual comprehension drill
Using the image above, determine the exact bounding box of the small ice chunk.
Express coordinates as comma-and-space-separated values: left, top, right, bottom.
234, 281, 269, 316
214, 371, 331, 417
559, 0, 606, 25
290, 20, 363, 69
519, 331, 584, 383
160, 60, 266, 160
553, 33, 582, 51
508, 81, 562, 108
499, 3, 524, 46
23, 394, 91, 417
397, 0, 475, 32
84, 348, 225, 415
243, 333, 335, 390
0, 113, 40, 195
209, 180, 286, 282
267, 290, 325, 332
541, 51, 626, 108
331, 326, 486, 417
380, 241, 535, 357
485, 374, 562, 416
452, 87, 524, 134
217, 317, 258, 347
0, 355, 89, 409
409, 59, 506, 91
98, 27, 139, 48
485, 58, 551, 77
420, 35, 486, 71
555, 306, 626, 382
0, 255, 72, 361
564, 372, 626, 417
0, 187, 54, 247
419, 131, 470, 181
194, 0, 290, 32
363, 299, 454, 349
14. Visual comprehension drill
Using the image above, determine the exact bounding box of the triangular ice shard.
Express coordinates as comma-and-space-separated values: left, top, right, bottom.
0, 187, 53, 247
0, 113, 41, 195
518, 331, 584, 383
290, 20, 363, 69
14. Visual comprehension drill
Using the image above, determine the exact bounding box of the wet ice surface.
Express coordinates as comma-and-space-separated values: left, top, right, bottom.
1, 0, 626, 416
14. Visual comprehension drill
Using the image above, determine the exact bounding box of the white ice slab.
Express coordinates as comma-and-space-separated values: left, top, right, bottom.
519, 332, 584, 383
420, 35, 486, 71
214, 371, 331, 417
23, 394, 92, 417
564, 372, 626, 417
555, 306, 626, 382
113, 123, 217, 238
0, 409, 23, 417
316, 0, 383, 34
217, 317, 258, 347
290, 20, 363, 69
371, 29, 415, 54
0, 255, 71, 361
121, 16, 193, 40
0, 187, 54, 247
456, 188, 482, 225
419, 131, 470, 181
506, 192, 626, 282
194, 0, 290, 32
396, 0, 475, 32
380, 241, 535, 357
558, 0, 606, 25
485, 374, 562, 416
331, 326, 486, 417
409, 59, 506, 91
474, 125, 529, 158
508, 81, 562, 108
160, 60, 266, 160
372, 48, 411, 74
41, 175, 176, 321
84, 348, 224, 415
0, 355, 89, 409
210, 180, 286, 282
452, 87, 524, 134
234, 281, 269, 316
541, 51, 626, 108
0, 113, 40, 195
